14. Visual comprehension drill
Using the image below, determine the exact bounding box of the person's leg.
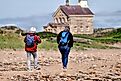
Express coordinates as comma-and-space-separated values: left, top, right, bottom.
59, 46, 71, 69
62, 46, 70, 69
59, 46, 65, 68
32, 52, 38, 69
27, 52, 31, 70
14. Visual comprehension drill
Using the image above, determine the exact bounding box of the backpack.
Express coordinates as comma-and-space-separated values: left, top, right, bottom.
26, 34, 34, 47
59, 31, 69, 46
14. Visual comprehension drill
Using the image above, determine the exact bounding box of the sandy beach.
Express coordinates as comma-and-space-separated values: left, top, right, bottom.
0, 49, 121, 81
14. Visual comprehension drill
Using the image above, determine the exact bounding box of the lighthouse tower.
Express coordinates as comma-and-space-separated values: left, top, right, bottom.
78, 0, 89, 8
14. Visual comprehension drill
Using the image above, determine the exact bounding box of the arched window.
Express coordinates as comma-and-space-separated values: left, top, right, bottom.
62, 18, 65, 23
55, 18, 58, 23
59, 18, 62, 23
80, 26, 83, 31
86, 26, 89, 31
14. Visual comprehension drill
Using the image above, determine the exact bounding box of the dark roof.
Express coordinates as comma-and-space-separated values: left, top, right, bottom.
60, 5, 94, 16
44, 23, 68, 29
43, 26, 48, 29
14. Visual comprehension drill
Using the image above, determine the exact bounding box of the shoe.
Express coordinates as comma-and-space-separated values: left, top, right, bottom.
27, 68, 33, 72
34, 66, 41, 70
63, 67, 67, 69
63, 67, 67, 72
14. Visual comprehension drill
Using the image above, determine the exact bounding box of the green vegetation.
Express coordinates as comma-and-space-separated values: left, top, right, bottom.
74, 28, 121, 44
38, 40, 58, 51
73, 41, 118, 51
73, 34, 92, 39
37, 32, 57, 39
92, 28, 121, 44
73, 28, 121, 50
0, 34, 24, 50
0, 27, 121, 50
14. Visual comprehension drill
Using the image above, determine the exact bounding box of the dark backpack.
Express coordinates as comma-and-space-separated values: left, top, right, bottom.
59, 31, 69, 46
26, 35, 34, 47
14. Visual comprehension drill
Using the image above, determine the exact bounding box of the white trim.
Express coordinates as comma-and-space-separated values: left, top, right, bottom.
53, 7, 67, 18
52, 7, 61, 17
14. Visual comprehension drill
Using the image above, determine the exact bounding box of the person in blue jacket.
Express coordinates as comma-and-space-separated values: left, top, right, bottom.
57, 26, 73, 70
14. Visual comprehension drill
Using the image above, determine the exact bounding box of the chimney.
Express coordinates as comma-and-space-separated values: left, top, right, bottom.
78, 0, 89, 8
66, 0, 69, 6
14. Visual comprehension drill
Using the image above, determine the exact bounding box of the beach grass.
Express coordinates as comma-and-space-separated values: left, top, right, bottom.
0, 29, 121, 50
0, 34, 24, 50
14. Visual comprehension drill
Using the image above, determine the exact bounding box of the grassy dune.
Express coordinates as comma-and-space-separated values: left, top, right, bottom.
0, 34, 24, 50
1, 27, 121, 50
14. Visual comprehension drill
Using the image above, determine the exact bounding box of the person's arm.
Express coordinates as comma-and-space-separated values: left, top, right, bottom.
35, 35, 41, 45
69, 32, 73, 47
57, 32, 62, 44
37, 35, 41, 43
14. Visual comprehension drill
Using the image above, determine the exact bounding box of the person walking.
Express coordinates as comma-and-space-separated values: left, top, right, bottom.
24, 27, 41, 71
57, 26, 73, 70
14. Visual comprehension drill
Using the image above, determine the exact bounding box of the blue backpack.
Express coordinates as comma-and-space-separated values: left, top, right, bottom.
26, 35, 34, 47
59, 31, 69, 46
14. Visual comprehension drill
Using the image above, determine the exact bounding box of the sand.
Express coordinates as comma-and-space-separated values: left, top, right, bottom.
0, 49, 121, 81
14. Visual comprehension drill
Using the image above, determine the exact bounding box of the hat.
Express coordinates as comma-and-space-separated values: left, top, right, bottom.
29, 27, 36, 33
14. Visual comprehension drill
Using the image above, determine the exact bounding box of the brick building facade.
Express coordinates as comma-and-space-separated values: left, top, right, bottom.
44, 0, 94, 34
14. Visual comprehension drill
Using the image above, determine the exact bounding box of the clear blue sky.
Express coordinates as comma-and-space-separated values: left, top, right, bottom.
0, 0, 121, 19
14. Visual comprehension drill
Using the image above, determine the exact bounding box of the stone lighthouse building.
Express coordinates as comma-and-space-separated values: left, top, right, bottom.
44, 0, 94, 34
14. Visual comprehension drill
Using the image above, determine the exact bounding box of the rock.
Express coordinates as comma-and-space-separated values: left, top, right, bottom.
91, 77, 102, 81
111, 76, 121, 80
10, 76, 14, 80
84, 77, 91, 80
67, 74, 77, 80
42, 74, 50, 78
103, 75, 111, 79
40, 80, 45, 81
59, 72, 67, 78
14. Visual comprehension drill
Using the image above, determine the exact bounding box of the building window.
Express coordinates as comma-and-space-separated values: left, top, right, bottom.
86, 26, 89, 31
62, 18, 65, 23
59, 18, 62, 23
74, 26, 77, 28
80, 26, 83, 31
55, 18, 59, 23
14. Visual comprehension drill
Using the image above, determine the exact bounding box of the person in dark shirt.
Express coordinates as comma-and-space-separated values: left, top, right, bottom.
57, 26, 73, 70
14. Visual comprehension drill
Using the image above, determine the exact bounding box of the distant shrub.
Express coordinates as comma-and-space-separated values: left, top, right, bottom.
93, 38, 121, 44
0, 29, 3, 34
73, 34, 93, 39
37, 32, 57, 39
38, 40, 58, 51
15, 29, 23, 35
